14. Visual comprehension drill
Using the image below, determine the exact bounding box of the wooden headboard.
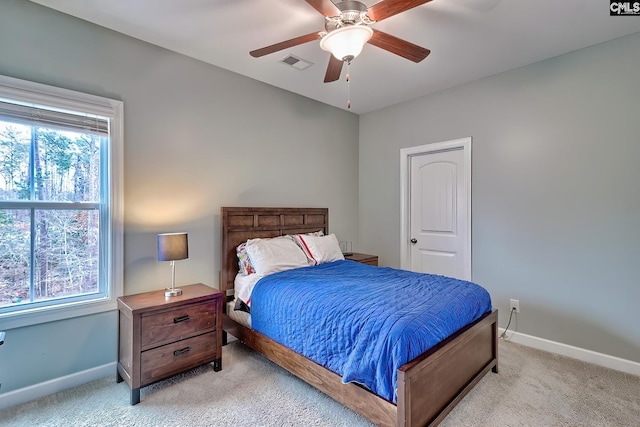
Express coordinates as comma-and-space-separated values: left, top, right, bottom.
219, 207, 329, 295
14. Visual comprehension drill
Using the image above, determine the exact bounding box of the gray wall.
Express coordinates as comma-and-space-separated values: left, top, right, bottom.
0, 0, 359, 394
359, 32, 640, 362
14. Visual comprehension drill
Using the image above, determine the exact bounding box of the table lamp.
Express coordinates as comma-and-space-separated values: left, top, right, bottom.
157, 232, 188, 297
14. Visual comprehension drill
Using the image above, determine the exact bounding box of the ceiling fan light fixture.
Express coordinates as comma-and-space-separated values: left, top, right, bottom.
320, 25, 373, 62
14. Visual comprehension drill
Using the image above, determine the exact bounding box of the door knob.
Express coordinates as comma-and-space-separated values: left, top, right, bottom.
410, 238, 417, 244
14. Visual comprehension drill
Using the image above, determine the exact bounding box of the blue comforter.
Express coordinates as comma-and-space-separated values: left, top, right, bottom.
251, 260, 492, 403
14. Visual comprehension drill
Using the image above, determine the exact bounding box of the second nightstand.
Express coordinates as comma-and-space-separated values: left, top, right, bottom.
344, 252, 378, 266
116, 283, 223, 405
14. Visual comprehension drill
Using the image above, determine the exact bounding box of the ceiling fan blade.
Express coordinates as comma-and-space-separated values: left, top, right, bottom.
367, 0, 433, 22
304, 0, 340, 16
250, 32, 323, 57
324, 55, 344, 83
368, 30, 430, 62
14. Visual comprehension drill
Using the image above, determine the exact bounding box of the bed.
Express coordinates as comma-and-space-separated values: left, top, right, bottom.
220, 207, 498, 427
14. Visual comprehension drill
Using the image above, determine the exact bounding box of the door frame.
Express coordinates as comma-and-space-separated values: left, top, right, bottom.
399, 137, 472, 279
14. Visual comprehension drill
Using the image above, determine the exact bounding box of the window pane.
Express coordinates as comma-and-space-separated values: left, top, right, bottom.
34, 128, 101, 202
33, 209, 99, 303
0, 123, 31, 201
0, 209, 31, 307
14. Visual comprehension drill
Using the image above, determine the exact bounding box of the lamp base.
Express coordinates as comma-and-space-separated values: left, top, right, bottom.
165, 288, 183, 297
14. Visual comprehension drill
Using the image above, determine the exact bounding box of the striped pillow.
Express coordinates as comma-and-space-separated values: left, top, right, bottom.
294, 233, 343, 265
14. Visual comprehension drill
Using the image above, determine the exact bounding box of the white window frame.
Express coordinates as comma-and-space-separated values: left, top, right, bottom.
0, 75, 123, 329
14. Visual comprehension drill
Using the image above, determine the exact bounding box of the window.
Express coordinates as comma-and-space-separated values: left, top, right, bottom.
0, 75, 123, 329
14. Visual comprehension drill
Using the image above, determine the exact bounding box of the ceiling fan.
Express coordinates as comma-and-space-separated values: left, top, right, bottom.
250, 0, 432, 83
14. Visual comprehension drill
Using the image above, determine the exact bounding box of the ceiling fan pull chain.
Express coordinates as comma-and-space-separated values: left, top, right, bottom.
346, 60, 351, 109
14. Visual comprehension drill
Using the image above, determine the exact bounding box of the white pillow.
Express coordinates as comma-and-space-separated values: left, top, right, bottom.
245, 237, 309, 276
234, 273, 261, 308
295, 233, 344, 265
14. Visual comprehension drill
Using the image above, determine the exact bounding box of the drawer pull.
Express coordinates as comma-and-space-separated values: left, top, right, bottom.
173, 347, 190, 357
173, 315, 190, 324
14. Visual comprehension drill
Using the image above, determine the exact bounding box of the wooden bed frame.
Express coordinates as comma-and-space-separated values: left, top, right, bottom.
219, 207, 498, 427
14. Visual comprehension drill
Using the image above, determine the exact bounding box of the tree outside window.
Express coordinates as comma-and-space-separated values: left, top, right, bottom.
0, 123, 102, 307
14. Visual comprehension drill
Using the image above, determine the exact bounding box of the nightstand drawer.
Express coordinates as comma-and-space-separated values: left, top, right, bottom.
141, 331, 217, 385
141, 301, 216, 348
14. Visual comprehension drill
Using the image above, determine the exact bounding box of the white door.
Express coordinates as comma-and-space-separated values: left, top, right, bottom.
400, 138, 471, 280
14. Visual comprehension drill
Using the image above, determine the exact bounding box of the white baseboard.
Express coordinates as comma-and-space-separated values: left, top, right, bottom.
499, 328, 640, 377
0, 362, 116, 411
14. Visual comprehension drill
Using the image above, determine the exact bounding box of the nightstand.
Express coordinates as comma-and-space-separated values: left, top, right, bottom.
116, 283, 223, 405
344, 252, 378, 266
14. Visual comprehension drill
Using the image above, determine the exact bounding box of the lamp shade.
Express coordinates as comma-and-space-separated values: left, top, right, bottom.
320, 25, 374, 61
157, 232, 188, 261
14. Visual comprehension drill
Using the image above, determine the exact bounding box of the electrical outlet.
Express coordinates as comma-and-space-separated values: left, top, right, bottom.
510, 299, 520, 313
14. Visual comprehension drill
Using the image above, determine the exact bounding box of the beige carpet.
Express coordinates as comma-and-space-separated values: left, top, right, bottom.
1, 339, 638, 426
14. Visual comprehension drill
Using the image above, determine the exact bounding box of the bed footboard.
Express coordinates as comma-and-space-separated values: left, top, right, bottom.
224, 309, 498, 427
397, 309, 498, 426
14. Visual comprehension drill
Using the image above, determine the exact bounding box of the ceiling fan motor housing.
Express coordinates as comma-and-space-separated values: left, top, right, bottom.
337, 1, 368, 19
325, 0, 372, 31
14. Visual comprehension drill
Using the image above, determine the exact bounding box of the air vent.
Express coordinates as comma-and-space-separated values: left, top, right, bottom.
280, 55, 313, 70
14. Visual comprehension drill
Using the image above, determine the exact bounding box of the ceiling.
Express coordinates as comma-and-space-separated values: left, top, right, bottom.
29, 0, 640, 114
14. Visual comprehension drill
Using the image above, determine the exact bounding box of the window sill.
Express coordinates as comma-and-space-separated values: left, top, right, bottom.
0, 297, 118, 330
